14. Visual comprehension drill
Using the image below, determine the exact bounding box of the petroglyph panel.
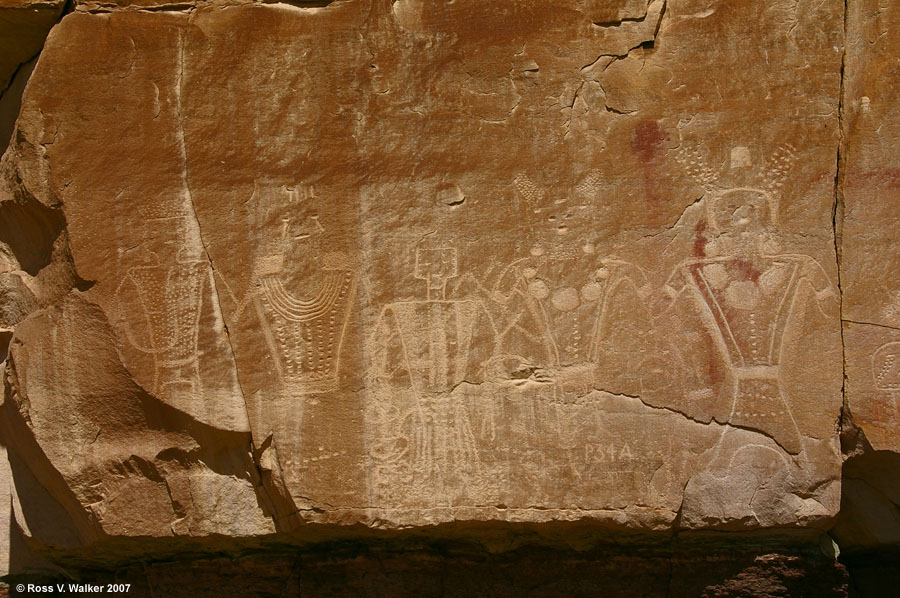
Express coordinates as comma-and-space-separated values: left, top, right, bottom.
2, 0, 846, 539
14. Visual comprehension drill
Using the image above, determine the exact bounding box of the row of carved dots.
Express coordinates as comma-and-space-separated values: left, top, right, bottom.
276, 321, 336, 375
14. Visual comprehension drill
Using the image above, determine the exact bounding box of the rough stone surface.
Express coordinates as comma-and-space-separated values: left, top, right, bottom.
0, 0, 894, 594
833, 0, 900, 591
3, 0, 845, 535
0, 1, 66, 154
0, 2, 65, 91
841, 0, 900, 454
96, 544, 852, 598
0, 442, 8, 576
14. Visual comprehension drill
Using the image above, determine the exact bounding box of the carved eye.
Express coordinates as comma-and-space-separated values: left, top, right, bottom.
527, 279, 551, 300
581, 282, 604, 302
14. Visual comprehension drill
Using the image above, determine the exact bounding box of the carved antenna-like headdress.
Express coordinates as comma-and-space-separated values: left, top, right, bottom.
252, 179, 321, 230
675, 139, 797, 230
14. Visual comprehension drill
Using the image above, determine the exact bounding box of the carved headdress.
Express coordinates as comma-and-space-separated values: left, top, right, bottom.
676, 141, 797, 233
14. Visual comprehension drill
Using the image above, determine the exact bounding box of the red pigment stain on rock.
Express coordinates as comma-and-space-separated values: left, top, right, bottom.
688, 262, 724, 390
846, 167, 900, 189
631, 120, 670, 214
631, 120, 668, 163
706, 350, 723, 389
734, 258, 761, 282
693, 220, 708, 258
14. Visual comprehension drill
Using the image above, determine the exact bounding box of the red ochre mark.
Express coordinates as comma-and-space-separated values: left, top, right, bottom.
706, 346, 723, 390
846, 168, 900, 189
688, 264, 724, 389
734, 258, 761, 282
631, 120, 668, 163
693, 220, 708, 258
631, 120, 670, 215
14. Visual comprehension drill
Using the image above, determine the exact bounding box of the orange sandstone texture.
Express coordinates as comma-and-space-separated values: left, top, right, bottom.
840, 0, 900, 455
0, 0, 867, 579
831, 0, 900, 579
0, 1, 67, 154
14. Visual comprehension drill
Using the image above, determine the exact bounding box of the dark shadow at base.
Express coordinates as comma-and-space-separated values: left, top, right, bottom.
2, 532, 852, 598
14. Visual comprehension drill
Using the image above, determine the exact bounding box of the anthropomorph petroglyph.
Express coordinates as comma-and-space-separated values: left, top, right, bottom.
368, 246, 495, 506
372, 247, 494, 393
874, 341, 900, 390
487, 252, 652, 398
239, 181, 356, 395
444, 173, 661, 503
668, 144, 842, 528
490, 172, 653, 399
872, 341, 900, 427
664, 146, 836, 457
114, 215, 208, 402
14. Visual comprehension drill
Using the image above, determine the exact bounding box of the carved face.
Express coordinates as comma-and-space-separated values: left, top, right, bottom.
706, 188, 777, 256
731, 203, 763, 231
140, 216, 203, 264
270, 212, 324, 284
278, 213, 323, 249
414, 247, 458, 297
255, 184, 326, 282
709, 189, 773, 234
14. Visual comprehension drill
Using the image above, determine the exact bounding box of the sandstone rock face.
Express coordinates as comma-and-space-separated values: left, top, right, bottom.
831, 1, 900, 587
0, 0, 891, 592
0, 1, 66, 154
0, 1, 65, 96
841, 0, 900, 457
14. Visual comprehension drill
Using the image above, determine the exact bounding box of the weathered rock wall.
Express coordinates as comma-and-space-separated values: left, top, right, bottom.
0, 1, 67, 156
830, 0, 900, 593
0, 0, 896, 595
